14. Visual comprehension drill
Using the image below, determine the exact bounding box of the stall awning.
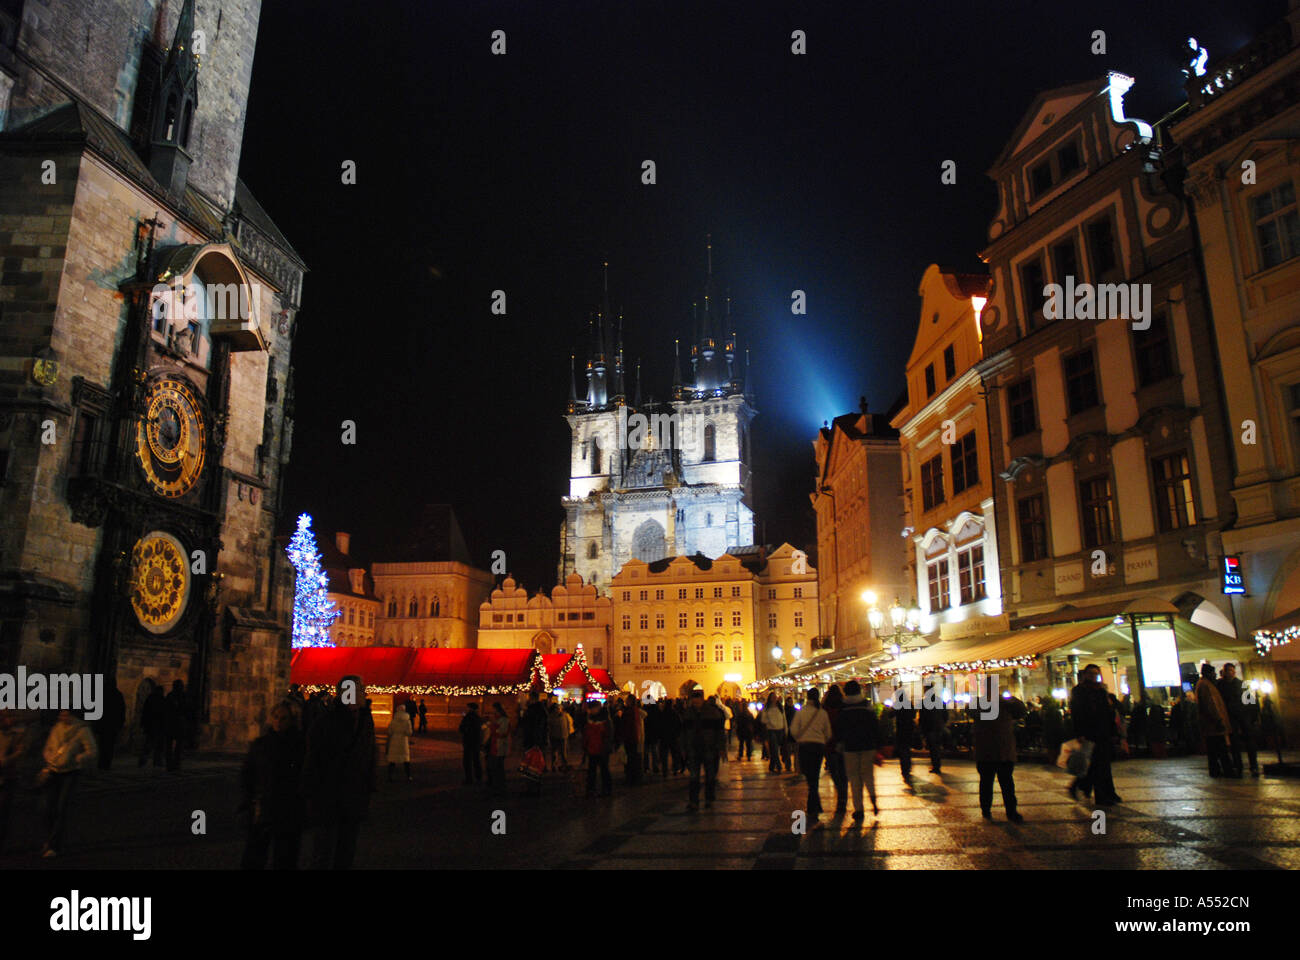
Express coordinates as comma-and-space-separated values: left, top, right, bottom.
291, 646, 547, 695
541, 650, 618, 692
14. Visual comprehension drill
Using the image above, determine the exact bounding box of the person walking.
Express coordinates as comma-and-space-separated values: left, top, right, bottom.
386, 704, 413, 782
782, 696, 797, 772
822, 685, 848, 813
302, 676, 377, 869
681, 689, 726, 810
1196, 663, 1233, 778
163, 679, 192, 772
973, 682, 1025, 822
417, 699, 427, 734
521, 692, 549, 754
239, 701, 306, 869
547, 701, 573, 771
1069, 664, 1121, 805
582, 700, 614, 797
138, 681, 165, 767
717, 696, 734, 763
93, 683, 126, 770
734, 700, 755, 761
459, 703, 485, 784
620, 695, 644, 786
761, 692, 788, 773
643, 697, 660, 775
919, 686, 947, 773
1217, 663, 1257, 777
894, 694, 917, 782
789, 688, 832, 819
403, 699, 418, 736
486, 702, 510, 791
832, 681, 880, 822
39, 709, 98, 858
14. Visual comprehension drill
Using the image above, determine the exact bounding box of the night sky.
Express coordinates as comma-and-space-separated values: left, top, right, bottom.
237, 0, 1284, 590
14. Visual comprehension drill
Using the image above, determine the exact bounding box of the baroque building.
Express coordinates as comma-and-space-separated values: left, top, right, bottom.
559, 248, 756, 593
891, 266, 1001, 641
477, 573, 613, 667
1173, 3, 1300, 737
610, 543, 816, 699
811, 400, 908, 654
0, 0, 305, 746
321, 531, 379, 648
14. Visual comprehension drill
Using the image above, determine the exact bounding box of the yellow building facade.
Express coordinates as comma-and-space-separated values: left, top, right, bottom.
371, 561, 493, 648
476, 573, 614, 668
892, 265, 1002, 640
610, 544, 817, 699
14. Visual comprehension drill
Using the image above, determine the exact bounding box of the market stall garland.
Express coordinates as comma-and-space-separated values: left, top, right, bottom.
297, 653, 551, 697
1255, 624, 1298, 658
746, 654, 1041, 690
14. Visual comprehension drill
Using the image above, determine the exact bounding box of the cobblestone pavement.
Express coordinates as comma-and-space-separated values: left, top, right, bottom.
3, 739, 1298, 869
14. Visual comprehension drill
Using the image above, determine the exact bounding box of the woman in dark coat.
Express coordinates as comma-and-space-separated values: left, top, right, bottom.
972, 685, 1026, 822
240, 701, 306, 869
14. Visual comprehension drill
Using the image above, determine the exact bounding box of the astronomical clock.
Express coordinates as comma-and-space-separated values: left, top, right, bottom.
128, 531, 191, 634
135, 375, 207, 499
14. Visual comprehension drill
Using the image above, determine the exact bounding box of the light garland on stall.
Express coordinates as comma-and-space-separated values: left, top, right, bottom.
298, 650, 554, 698
550, 647, 615, 692
1255, 624, 1298, 657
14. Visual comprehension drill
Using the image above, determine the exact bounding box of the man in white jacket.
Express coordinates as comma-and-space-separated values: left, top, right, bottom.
788, 689, 832, 818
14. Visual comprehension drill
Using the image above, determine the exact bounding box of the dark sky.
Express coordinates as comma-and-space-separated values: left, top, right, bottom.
238, 0, 1284, 591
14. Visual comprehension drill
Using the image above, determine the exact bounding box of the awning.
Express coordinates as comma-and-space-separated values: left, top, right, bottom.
745, 648, 861, 688
291, 646, 547, 695
541, 650, 618, 692
885, 618, 1114, 675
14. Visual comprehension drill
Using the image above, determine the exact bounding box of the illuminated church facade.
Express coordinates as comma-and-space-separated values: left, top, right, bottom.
558, 246, 757, 594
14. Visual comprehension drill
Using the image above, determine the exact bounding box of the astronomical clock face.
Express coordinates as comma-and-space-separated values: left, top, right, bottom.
129, 531, 191, 634
136, 377, 206, 498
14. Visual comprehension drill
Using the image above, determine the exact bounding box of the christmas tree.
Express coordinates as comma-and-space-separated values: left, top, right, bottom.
286, 513, 340, 648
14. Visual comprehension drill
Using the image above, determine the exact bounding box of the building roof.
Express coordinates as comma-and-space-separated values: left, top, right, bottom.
382, 504, 474, 565
233, 177, 306, 266
290, 647, 552, 694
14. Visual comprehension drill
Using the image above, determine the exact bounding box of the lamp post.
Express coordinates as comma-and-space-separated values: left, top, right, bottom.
864, 592, 922, 652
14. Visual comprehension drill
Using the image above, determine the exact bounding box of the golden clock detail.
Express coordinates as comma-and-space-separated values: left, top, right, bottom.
129, 531, 191, 634
135, 376, 206, 498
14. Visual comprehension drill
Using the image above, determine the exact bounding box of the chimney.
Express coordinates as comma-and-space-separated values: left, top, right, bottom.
335, 532, 351, 556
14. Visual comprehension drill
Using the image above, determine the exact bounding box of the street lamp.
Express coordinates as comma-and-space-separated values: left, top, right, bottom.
865, 593, 922, 652
791, 643, 803, 660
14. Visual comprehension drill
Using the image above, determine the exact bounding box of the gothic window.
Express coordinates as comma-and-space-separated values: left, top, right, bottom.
587, 542, 598, 559
591, 438, 602, 475
430, 597, 440, 617
388, 599, 397, 617
348, 607, 355, 625
703, 423, 716, 462
408, 599, 418, 618
162, 93, 178, 141
632, 519, 666, 563
368, 611, 374, 628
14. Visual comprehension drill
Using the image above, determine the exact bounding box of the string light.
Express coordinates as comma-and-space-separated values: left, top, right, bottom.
1255, 624, 1298, 657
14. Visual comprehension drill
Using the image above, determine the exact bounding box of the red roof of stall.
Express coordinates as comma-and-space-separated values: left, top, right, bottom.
540, 650, 617, 692
289, 647, 415, 688
405, 648, 543, 689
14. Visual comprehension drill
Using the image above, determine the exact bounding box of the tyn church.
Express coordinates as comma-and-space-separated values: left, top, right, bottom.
559, 243, 756, 593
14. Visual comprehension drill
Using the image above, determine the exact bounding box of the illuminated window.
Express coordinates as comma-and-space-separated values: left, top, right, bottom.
731, 585, 741, 597
793, 586, 803, 598
768, 611, 777, 629
639, 613, 648, 630
793, 608, 804, 628
655, 613, 665, 630
621, 615, 631, 631
678, 588, 687, 599
714, 644, 724, 662
695, 644, 705, 663
1152, 452, 1196, 532
1079, 475, 1115, 548
713, 611, 724, 628
1253, 181, 1299, 269
655, 644, 665, 664
928, 559, 951, 612
622, 591, 630, 601
733, 644, 743, 662
695, 587, 704, 599
655, 589, 664, 600
639, 589, 648, 601
695, 611, 705, 628
639, 645, 649, 664
678, 612, 688, 628
713, 587, 723, 598
957, 544, 986, 605
622, 646, 631, 664
731, 609, 742, 627
950, 431, 979, 494
679, 645, 688, 663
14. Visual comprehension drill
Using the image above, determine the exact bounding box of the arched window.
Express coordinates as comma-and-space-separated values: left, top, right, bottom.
431, 597, 440, 617
591, 438, 602, 475
408, 598, 418, 618
387, 599, 397, 617
587, 542, 598, 559
162, 93, 179, 141
703, 423, 716, 462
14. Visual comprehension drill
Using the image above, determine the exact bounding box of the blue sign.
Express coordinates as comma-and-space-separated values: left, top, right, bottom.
1222, 555, 1245, 595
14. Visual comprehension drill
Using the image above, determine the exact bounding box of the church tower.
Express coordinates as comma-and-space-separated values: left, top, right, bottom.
559, 244, 757, 592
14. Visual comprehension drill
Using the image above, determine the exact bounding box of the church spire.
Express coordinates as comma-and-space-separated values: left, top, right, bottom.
611, 310, 626, 404
135, 0, 199, 196
568, 353, 578, 412
672, 338, 683, 398
634, 359, 642, 406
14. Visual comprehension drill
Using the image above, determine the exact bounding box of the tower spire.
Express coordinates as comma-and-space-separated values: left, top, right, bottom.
634, 359, 642, 406
568, 353, 578, 410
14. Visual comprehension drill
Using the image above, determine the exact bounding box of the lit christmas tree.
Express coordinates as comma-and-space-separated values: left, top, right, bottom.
286, 513, 340, 648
